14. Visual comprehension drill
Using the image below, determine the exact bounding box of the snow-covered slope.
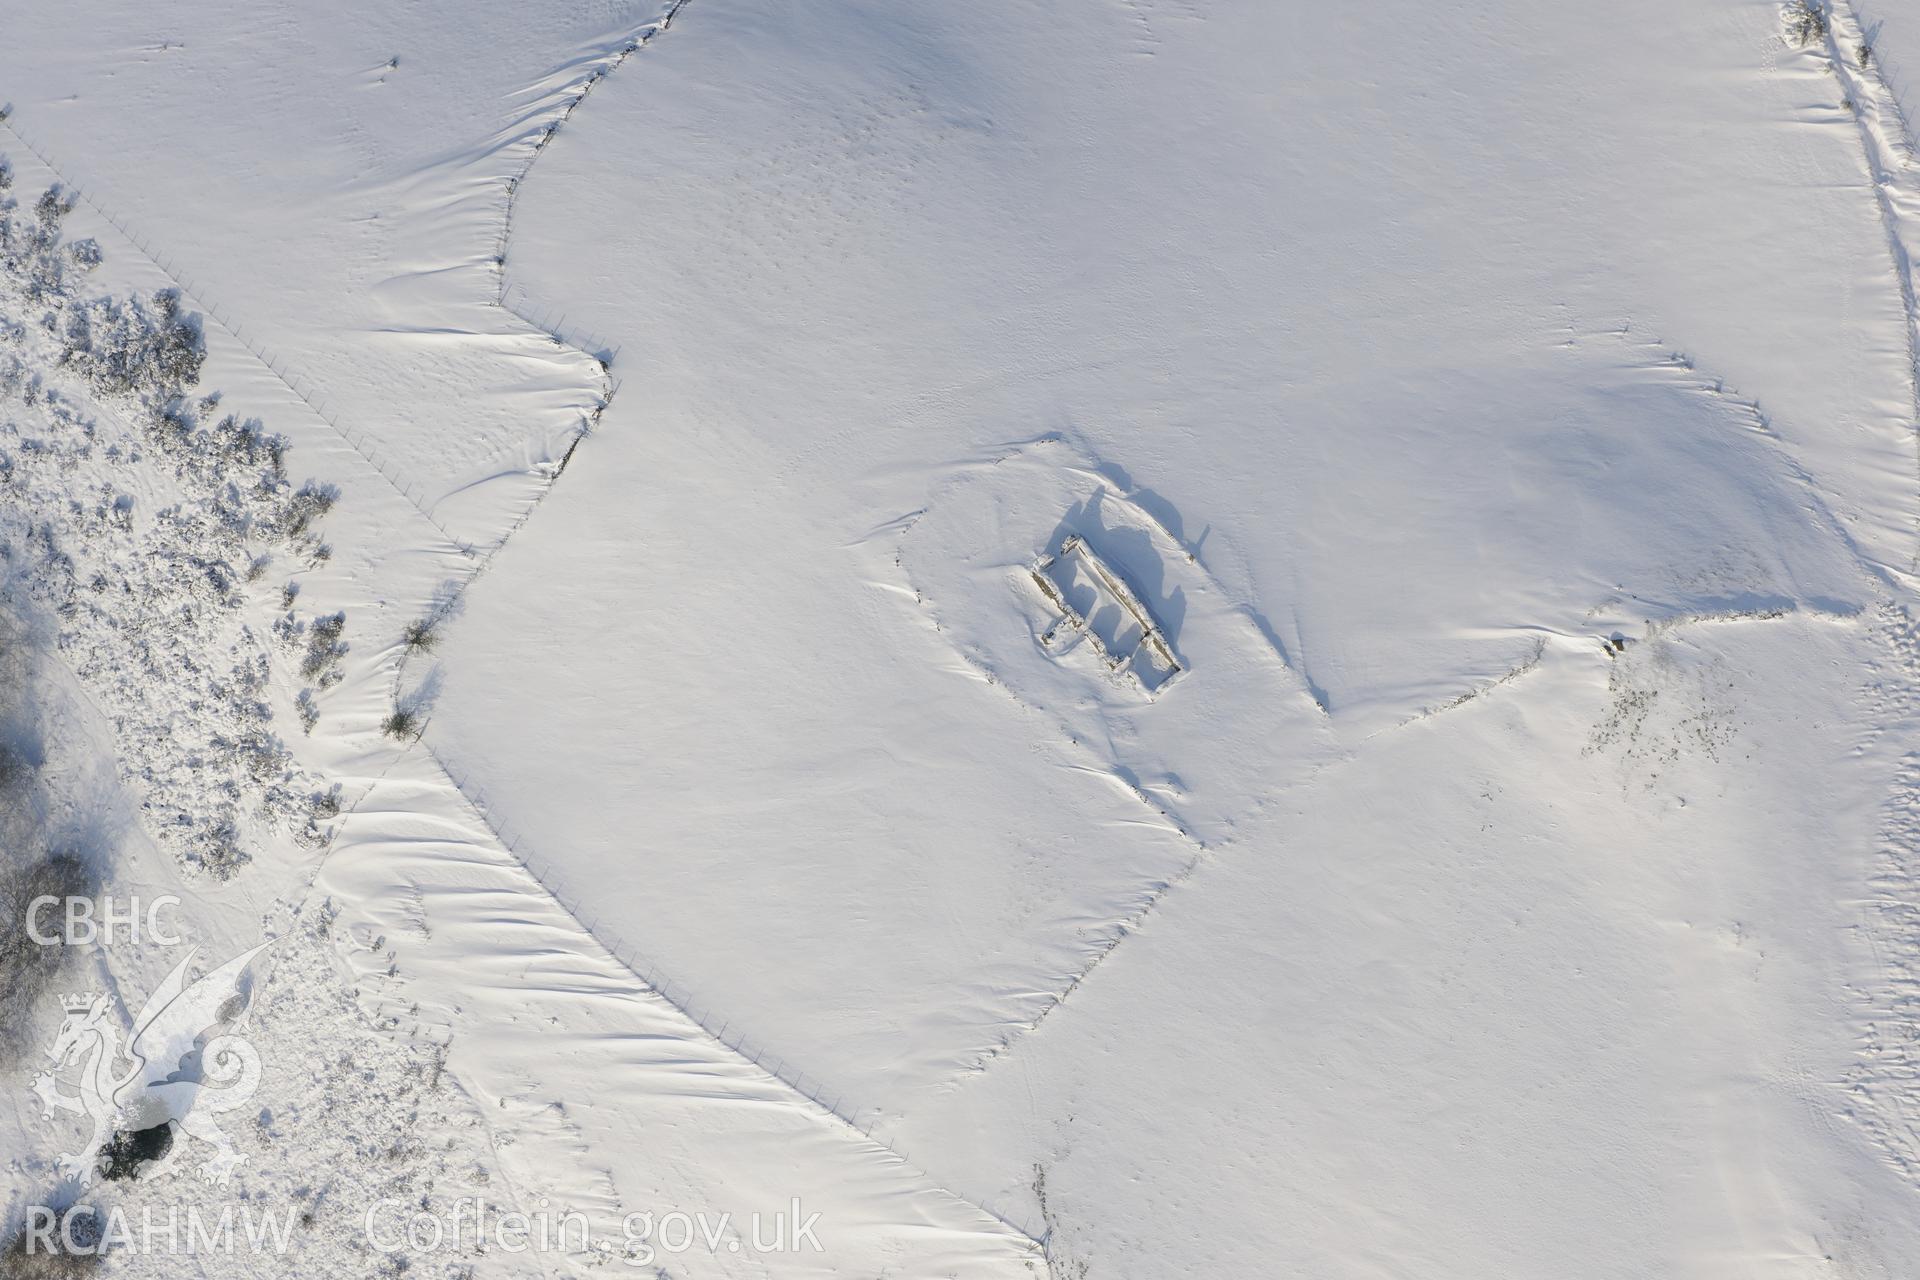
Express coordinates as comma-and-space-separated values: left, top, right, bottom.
6, 0, 1920, 1276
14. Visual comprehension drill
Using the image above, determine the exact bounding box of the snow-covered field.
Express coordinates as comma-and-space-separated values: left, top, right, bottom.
7, 0, 1920, 1275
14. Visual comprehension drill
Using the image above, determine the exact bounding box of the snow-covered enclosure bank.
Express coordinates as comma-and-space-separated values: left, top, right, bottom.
6, 0, 1920, 1275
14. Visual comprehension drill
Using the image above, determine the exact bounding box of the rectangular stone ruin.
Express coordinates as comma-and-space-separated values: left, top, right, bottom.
1030, 535, 1184, 695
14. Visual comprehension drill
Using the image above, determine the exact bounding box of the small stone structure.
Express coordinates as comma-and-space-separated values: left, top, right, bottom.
1030, 535, 1183, 694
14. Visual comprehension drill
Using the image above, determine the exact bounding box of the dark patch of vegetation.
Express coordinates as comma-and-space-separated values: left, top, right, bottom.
0, 1206, 102, 1278
0, 852, 92, 1064
381, 707, 421, 741
402, 618, 437, 652
98, 1123, 172, 1181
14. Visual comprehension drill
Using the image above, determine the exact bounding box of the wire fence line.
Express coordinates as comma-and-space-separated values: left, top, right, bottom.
4, 0, 677, 575
0, 113, 482, 553
423, 740, 1048, 1246
15, 6, 1039, 1250
502, 281, 622, 368
488, 0, 689, 363
426, 740, 868, 1125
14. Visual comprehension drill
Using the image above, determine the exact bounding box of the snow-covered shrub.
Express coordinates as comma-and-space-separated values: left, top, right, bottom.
274, 479, 336, 542
402, 617, 437, 651
197, 816, 249, 879
381, 707, 421, 740
311, 784, 343, 819
300, 610, 347, 686
32, 188, 67, 230
0, 176, 340, 879
58, 289, 204, 399
1783, 0, 1827, 47
0, 187, 80, 299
